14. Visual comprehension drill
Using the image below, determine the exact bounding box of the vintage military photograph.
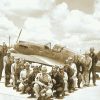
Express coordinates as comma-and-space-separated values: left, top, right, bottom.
0, 0, 100, 100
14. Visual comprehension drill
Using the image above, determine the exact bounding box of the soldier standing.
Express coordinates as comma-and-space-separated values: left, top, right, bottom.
89, 48, 98, 86
11, 57, 20, 89
59, 66, 68, 95
82, 52, 92, 87
74, 55, 83, 88
0, 50, 3, 80
3, 50, 12, 86
67, 57, 77, 92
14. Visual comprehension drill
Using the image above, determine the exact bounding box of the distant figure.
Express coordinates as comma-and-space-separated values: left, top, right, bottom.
0, 50, 3, 80
2, 42, 8, 56
89, 48, 98, 86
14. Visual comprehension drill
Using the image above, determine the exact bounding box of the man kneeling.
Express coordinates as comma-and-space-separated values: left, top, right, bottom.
33, 65, 53, 100
50, 66, 65, 98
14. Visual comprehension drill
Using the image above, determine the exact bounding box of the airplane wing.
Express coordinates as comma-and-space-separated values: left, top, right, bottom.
11, 53, 64, 67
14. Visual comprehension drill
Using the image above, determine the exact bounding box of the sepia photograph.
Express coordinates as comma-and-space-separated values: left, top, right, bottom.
0, 0, 100, 100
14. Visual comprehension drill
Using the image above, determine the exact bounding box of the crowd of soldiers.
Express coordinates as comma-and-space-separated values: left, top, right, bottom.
0, 45, 98, 100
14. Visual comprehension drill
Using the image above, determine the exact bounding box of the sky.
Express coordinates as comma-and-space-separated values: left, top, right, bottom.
0, 0, 100, 53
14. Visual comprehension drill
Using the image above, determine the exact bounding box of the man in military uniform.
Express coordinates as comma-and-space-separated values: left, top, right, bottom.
11, 57, 20, 89
50, 65, 65, 98
19, 62, 31, 93
89, 48, 98, 86
59, 66, 68, 95
3, 50, 13, 86
74, 55, 83, 88
66, 57, 77, 92
33, 66, 53, 100
19, 59, 25, 71
26, 65, 39, 98
82, 52, 92, 87
0, 50, 3, 80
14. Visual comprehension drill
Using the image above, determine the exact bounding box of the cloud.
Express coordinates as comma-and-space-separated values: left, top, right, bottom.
0, 12, 18, 45
19, 3, 69, 44
65, 10, 100, 36
46, 2, 100, 52
0, 0, 56, 28
8, 0, 54, 11
19, 16, 56, 44
0, 0, 55, 15
0, 0, 100, 53
93, 0, 100, 20
55, 0, 94, 13
48, 3, 100, 40
49, 2, 69, 39
17, 2, 100, 53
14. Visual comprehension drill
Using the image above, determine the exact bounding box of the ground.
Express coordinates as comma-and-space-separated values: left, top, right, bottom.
0, 79, 100, 100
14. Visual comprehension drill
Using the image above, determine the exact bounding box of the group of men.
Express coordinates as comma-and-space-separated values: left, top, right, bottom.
0, 46, 98, 100
74, 48, 98, 88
